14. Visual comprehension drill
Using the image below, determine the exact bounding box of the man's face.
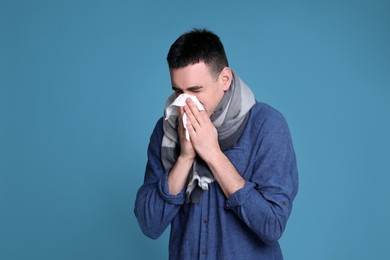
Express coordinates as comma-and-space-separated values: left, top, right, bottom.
169, 62, 231, 117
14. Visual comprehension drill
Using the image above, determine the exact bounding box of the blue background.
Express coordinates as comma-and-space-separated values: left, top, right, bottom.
1, 0, 389, 259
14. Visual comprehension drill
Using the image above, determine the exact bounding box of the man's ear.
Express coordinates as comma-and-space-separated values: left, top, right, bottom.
219, 67, 233, 91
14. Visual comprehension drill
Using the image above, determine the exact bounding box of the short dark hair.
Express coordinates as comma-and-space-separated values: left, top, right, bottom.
167, 28, 229, 77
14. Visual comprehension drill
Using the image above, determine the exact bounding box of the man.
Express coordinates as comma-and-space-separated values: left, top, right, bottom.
134, 28, 298, 259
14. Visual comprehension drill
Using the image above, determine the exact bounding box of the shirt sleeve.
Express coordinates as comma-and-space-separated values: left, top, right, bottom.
134, 118, 185, 239
225, 110, 299, 245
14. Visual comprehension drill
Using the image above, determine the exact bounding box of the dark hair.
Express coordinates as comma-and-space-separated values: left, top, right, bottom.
167, 28, 229, 77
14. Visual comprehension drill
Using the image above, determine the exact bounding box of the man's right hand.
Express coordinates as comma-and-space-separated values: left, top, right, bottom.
167, 107, 196, 195
178, 106, 196, 160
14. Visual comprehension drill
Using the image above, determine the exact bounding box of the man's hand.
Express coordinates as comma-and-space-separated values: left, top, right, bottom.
178, 106, 196, 160
183, 98, 221, 162
167, 106, 196, 195
183, 98, 245, 197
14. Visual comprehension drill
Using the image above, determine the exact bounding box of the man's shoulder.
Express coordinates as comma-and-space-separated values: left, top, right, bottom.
249, 102, 286, 123
244, 102, 291, 138
149, 117, 164, 142
241, 102, 291, 146
155, 117, 164, 128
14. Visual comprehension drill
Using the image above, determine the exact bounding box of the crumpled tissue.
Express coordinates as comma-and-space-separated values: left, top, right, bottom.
165, 94, 205, 141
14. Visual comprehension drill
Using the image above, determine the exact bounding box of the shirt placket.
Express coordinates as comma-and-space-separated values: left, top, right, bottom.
199, 189, 209, 259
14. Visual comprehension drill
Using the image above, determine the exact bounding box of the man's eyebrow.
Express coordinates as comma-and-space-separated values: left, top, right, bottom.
187, 86, 203, 91
171, 86, 203, 91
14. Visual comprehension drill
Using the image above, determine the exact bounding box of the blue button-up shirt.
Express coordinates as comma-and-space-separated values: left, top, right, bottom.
134, 102, 298, 259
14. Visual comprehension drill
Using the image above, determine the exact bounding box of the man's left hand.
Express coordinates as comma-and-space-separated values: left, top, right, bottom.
183, 98, 221, 161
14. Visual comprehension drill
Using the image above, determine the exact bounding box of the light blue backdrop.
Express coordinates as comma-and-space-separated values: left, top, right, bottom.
1, 0, 389, 259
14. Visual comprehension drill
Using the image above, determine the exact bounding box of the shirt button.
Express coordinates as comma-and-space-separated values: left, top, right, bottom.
202, 249, 207, 254
203, 219, 208, 224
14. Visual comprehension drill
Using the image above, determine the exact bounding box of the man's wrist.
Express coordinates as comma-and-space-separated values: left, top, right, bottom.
177, 154, 195, 165
203, 149, 224, 166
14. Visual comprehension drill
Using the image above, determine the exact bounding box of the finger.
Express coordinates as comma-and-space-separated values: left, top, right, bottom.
178, 107, 186, 133
198, 109, 210, 124
185, 113, 197, 139
186, 99, 209, 128
179, 106, 184, 119
185, 98, 204, 124
184, 104, 200, 130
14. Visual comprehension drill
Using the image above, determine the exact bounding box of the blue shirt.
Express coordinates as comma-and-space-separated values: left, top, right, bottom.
134, 102, 298, 259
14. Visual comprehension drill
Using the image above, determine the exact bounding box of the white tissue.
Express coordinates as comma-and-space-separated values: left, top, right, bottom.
165, 94, 205, 141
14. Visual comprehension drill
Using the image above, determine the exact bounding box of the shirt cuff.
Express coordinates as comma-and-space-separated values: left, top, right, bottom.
157, 171, 186, 205
225, 182, 256, 209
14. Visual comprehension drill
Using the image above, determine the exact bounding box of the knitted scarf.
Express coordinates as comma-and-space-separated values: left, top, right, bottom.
161, 71, 256, 203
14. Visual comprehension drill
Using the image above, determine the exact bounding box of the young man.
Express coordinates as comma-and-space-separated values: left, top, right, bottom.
134, 29, 298, 259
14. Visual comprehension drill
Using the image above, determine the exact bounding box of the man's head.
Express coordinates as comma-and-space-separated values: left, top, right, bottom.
167, 29, 233, 117
167, 28, 229, 78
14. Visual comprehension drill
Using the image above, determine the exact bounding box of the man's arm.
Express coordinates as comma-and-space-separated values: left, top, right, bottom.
205, 151, 245, 197
167, 107, 196, 195
167, 155, 194, 195
134, 119, 185, 239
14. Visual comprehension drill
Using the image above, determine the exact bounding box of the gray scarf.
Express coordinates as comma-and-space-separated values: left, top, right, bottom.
161, 71, 256, 203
